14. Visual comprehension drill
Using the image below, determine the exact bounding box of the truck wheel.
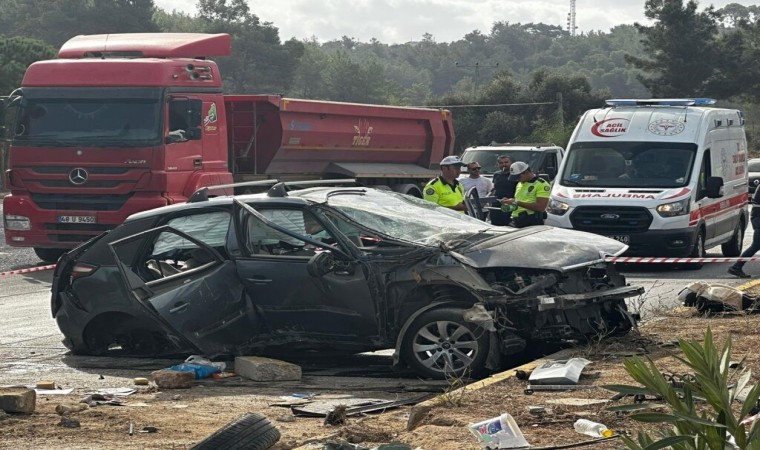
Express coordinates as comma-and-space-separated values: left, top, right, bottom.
33, 248, 67, 263
683, 230, 705, 270
401, 307, 489, 379
191, 413, 280, 450
721, 220, 744, 257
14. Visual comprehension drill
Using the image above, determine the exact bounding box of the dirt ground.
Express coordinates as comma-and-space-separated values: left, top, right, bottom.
2, 305, 760, 450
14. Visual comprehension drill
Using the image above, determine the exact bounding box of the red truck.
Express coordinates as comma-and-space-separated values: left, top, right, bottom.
1, 33, 455, 262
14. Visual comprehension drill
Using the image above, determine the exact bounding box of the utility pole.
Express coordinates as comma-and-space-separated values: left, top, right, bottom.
455, 62, 500, 97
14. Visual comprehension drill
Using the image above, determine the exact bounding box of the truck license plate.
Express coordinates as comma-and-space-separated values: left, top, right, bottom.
57, 215, 96, 224
607, 235, 630, 244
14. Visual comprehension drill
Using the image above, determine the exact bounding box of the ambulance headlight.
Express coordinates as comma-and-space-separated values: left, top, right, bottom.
656, 199, 690, 217
547, 198, 570, 216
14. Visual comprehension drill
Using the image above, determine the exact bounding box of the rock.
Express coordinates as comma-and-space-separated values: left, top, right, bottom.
133, 377, 150, 386
429, 417, 464, 427
528, 406, 545, 415
172, 394, 181, 401
276, 414, 296, 423
151, 370, 194, 389
36, 381, 55, 390
55, 404, 88, 416
324, 404, 347, 426
406, 405, 433, 431
234, 356, 302, 382
0, 387, 36, 414
58, 417, 81, 428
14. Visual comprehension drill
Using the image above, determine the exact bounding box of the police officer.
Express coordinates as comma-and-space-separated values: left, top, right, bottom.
423, 155, 467, 211
490, 155, 518, 226
500, 161, 550, 228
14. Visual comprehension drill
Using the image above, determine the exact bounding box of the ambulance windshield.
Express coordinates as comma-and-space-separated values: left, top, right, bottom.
560, 142, 697, 188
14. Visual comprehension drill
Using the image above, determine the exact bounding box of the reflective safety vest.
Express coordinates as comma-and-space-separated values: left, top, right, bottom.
423, 176, 465, 208
513, 176, 551, 217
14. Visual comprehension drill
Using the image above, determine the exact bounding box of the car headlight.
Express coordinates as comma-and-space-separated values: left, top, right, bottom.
4, 214, 31, 230
656, 199, 690, 217
547, 199, 570, 216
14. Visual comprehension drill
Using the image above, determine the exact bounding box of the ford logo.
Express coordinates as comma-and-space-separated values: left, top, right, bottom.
600, 213, 619, 220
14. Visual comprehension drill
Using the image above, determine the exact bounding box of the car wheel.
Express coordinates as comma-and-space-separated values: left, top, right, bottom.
402, 307, 489, 379
683, 230, 705, 270
33, 248, 66, 263
191, 413, 280, 450
721, 220, 744, 257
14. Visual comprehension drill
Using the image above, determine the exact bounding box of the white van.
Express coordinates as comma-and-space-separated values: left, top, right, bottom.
545, 99, 748, 265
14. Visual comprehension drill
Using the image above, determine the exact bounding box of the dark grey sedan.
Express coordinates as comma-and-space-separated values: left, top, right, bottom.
51, 184, 642, 379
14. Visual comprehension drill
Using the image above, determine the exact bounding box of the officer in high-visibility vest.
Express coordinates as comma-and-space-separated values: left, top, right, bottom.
499, 161, 550, 228
423, 155, 467, 211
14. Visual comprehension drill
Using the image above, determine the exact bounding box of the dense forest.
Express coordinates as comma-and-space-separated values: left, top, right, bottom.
2, 0, 760, 150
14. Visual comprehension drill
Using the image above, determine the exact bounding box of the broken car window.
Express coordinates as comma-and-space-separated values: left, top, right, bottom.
152, 211, 230, 255
246, 209, 336, 256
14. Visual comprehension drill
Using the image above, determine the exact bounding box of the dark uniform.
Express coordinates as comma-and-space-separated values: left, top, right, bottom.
490, 170, 518, 226
729, 187, 760, 276
511, 176, 551, 228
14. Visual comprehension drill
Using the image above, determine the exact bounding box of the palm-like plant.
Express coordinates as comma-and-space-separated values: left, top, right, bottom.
603, 328, 760, 450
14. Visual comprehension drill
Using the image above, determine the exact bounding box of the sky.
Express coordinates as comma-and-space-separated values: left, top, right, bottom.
153, 0, 756, 44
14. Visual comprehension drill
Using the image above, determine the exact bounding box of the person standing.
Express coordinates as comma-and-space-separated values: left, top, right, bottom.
490, 155, 518, 226
460, 162, 494, 197
500, 162, 550, 228
728, 187, 760, 278
423, 155, 467, 211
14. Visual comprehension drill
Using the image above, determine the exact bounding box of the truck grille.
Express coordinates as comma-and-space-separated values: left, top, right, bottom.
31, 193, 132, 211
569, 206, 652, 233
44, 223, 112, 232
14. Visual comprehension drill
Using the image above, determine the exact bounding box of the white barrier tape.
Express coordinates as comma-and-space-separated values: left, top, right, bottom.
606, 256, 760, 264
0, 264, 57, 276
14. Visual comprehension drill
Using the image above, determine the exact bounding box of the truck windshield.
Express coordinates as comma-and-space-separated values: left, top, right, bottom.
560, 142, 698, 188
460, 150, 540, 175
12, 87, 162, 147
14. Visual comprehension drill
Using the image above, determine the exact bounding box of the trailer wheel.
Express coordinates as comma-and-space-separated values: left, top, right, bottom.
191, 413, 280, 450
34, 248, 66, 263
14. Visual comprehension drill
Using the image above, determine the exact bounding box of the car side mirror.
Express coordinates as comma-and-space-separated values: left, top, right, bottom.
705, 176, 724, 198
307, 251, 338, 277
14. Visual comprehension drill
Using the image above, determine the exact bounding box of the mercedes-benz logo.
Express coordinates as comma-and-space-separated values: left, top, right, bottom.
69, 168, 88, 185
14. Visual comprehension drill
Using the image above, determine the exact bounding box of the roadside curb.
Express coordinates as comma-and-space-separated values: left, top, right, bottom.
414, 348, 574, 410
737, 279, 760, 291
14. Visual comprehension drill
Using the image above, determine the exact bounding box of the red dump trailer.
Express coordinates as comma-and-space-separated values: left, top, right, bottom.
1, 33, 455, 261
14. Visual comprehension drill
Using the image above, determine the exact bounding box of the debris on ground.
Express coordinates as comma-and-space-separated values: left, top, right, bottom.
151, 369, 194, 389
234, 356, 302, 382
528, 357, 591, 385
57, 417, 81, 428
35, 381, 55, 390
55, 403, 88, 415
0, 387, 36, 414
133, 377, 149, 386
468, 413, 530, 449
325, 405, 348, 426
80, 393, 124, 407
680, 281, 760, 313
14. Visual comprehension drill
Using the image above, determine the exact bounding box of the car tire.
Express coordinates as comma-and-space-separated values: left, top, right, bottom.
33, 248, 66, 263
721, 220, 744, 257
191, 413, 280, 450
683, 230, 705, 270
401, 307, 490, 379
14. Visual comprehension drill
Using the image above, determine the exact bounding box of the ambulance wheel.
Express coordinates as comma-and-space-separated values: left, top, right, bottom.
721, 220, 744, 257
683, 230, 705, 270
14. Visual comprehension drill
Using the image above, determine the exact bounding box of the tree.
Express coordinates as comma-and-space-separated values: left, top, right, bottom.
625, 0, 721, 97
0, 36, 57, 95
197, 0, 304, 94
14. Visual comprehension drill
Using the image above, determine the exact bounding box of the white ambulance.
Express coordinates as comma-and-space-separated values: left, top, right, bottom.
545, 98, 748, 266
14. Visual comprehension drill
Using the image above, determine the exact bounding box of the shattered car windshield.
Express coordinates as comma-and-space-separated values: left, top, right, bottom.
298, 189, 498, 245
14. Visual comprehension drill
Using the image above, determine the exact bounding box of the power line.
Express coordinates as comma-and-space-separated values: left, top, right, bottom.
421, 101, 556, 109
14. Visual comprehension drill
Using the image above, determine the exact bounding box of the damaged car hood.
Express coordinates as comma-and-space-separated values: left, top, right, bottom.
451, 226, 627, 271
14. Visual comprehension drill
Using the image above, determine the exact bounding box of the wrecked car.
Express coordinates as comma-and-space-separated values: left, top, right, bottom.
51, 184, 643, 379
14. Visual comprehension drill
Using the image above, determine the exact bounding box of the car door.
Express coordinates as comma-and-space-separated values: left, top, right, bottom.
232, 200, 378, 341
108, 225, 257, 355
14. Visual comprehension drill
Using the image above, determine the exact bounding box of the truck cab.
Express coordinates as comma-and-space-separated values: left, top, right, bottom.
2, 34, 236, 262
